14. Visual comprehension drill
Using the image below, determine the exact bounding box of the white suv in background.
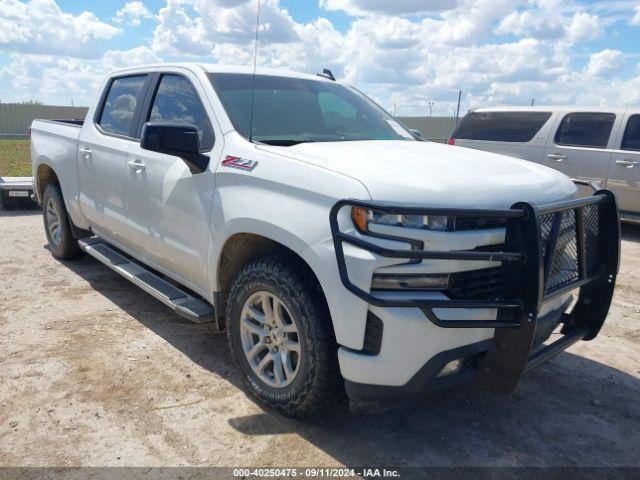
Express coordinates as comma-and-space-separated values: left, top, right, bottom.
450, 107, 640, 222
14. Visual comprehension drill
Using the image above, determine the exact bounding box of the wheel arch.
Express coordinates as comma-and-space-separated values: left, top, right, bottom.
214, 229, 329, 331
35, 161, 60, 203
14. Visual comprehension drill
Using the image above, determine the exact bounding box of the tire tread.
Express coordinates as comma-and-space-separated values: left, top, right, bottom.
42, 183, 83, 260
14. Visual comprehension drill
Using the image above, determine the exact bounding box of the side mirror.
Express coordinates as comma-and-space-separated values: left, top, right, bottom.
409, 129, 424, 139
140, 122, 209, 174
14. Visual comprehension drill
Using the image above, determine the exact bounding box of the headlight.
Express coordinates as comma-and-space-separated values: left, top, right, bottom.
352, 207, 448, 232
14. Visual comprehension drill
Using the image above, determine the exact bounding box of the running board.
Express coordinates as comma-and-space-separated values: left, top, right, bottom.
78, 238, 215, 324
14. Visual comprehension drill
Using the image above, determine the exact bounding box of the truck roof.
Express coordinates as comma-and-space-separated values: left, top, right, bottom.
105, 63, 334, 83
473, 106, 629, 115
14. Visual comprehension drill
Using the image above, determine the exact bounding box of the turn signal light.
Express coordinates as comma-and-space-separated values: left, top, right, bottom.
352, 207, 369, 232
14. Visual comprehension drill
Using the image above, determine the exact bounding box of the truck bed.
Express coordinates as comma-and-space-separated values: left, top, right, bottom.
30, 119, 85, 203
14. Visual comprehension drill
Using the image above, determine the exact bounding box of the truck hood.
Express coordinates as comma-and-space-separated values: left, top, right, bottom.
259, 140, 577, 208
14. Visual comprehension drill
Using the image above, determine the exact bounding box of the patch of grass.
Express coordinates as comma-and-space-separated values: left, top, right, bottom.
0, 139, 31, 177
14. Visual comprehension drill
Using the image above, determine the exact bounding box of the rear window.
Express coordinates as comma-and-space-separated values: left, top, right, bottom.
453, 111, 551, 143
621, 115, 640, 151
555, 112, 615, 149
98, 75, 148, 137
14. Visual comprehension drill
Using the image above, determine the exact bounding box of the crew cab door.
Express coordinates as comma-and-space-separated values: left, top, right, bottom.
124, 72, 220, 294
606, 113, 640, 217
77, 74, 150, 245
542, 112, 618, 194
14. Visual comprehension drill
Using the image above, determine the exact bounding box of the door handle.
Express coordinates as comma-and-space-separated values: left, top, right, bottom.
547, 153, 567, 162
79, 147, 92, 159
616, 159, 639, 168
127, 159, 146, 172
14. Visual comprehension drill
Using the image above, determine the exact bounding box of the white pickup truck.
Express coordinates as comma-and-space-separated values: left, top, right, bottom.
31, 64, 621, 417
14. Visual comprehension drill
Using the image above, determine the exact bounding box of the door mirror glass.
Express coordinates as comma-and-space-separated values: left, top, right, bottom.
141, 122, 209, 173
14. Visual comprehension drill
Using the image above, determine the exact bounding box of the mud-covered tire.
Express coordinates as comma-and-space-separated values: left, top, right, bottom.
42, 183, 83, 260
226, 255, 344, 418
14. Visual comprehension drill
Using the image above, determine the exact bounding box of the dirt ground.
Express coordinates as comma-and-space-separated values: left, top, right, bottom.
0, 210, 639, 468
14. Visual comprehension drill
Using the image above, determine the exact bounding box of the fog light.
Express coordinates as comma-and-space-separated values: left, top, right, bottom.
371, 273, 449, 291
437, 359, 463, 378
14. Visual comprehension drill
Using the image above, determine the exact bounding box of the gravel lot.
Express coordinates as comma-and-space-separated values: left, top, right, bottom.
1, 210, 639, 468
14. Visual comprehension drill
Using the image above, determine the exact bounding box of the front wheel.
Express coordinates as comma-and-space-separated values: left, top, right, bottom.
42, 183, 83, 260
226, 255, 343, 417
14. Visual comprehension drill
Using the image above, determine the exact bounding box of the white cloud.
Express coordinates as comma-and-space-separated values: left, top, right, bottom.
114, 1, 153, 27
0, 0, 121, 58
566, 12, 603, 42
152, 0, 298, 56
586, 49, 625, 77
0, 46, 161, 105
151, 0, 212, 55
195, 0, 298, 44
631, 5, 640, 26
319, 0, 458, 16
433, 0, 515, 45
496, 3, 604, 43
496, 9, 565, 39
1, 0, 639, 115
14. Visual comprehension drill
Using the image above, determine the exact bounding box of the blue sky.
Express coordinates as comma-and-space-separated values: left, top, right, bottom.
1, 0, 639, 114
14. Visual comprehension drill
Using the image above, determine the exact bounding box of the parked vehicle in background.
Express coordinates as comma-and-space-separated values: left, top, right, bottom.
30, 64, 621, 417
0, 176, 35, 210
450, 107, 640, 223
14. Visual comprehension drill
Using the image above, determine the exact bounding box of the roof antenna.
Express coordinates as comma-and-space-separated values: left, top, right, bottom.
248, 0, 261, 143
317, 68, 335, 81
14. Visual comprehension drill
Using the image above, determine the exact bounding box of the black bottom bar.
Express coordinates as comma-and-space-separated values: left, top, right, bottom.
524, 326, 589, 373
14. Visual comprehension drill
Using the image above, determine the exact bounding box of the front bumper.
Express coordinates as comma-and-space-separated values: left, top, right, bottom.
330, 190, 620, 401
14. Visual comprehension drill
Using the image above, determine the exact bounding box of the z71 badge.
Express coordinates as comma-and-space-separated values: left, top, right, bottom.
221, 155, 258, 171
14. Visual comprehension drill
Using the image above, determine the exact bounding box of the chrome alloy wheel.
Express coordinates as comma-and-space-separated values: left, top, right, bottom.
46, 197, 62, 246
240, 291, 301, 388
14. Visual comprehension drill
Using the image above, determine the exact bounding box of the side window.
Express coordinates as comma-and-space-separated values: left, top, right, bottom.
621, 115, 640, 152
98, 75, 148, 137
148, 74, 214, 151
452, 111, 552, 142
554, 112, 616, 149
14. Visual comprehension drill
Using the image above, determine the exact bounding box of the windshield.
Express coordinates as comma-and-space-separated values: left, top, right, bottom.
209, 73, 415, 145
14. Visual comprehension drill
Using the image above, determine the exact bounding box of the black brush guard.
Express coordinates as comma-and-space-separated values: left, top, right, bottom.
329, 190, 620, 393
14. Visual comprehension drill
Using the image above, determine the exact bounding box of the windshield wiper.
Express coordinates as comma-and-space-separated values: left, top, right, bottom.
257, 139, 317, 146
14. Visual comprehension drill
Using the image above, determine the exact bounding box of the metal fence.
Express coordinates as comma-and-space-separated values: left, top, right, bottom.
397, 116, 459, 143
0, 104, 88, 138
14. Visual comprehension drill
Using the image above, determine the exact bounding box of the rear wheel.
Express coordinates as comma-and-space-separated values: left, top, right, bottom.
227, 255, 343, 417
42, 183, 83, 260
